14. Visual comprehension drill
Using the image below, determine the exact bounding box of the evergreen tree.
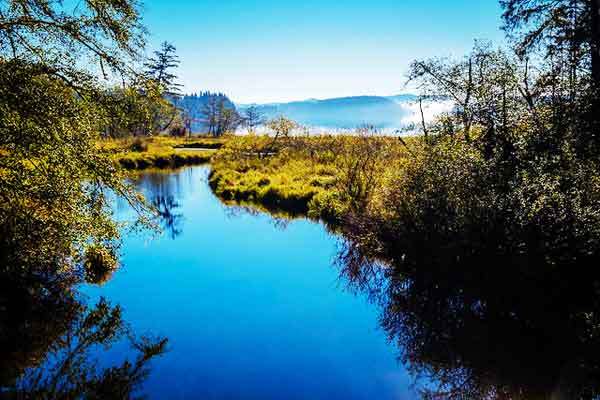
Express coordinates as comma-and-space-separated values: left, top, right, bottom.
144, 41, 183, 95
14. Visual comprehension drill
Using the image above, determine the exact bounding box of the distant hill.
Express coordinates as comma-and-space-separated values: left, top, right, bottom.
386, 94, 419, 103
169, 93, 449, 134
237, 94, 423, 130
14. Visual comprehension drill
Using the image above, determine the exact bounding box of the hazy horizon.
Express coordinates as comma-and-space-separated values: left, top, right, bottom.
230, 92, 416, 105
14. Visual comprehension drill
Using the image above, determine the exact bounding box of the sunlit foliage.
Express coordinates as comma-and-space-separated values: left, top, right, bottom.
0, 0, 153, 279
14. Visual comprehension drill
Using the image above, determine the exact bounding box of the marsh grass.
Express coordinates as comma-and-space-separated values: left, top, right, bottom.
100, 136, 223, 170
209, 134, 409, 223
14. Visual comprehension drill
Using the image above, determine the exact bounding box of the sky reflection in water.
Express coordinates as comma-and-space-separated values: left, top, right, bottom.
83, 166, 415, 400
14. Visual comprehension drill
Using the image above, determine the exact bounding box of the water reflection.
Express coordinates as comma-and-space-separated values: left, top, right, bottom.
97, 166, 411, 399
337, 239, 600, 399
132, 168, 295, 239
127, 169, 193, 240
152, 195, 184, 239
224, 204, 293, 231
0, 276, 167, 398
18, 163, 594, 400
171, 165, 600, 399
0, 272, 167, 398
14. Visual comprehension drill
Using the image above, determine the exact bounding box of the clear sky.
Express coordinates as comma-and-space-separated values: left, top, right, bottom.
141, 0, 505, 104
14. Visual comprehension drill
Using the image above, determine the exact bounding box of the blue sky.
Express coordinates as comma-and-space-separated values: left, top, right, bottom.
142, 0, 504, 103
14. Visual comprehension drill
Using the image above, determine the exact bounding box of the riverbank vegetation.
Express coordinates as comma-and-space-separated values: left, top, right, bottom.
209, 132, 409, 222
4, 0, 600, 397
103, 136, 224, 169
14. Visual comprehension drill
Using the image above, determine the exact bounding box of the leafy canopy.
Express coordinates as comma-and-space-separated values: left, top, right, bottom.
0, 0, 151, 277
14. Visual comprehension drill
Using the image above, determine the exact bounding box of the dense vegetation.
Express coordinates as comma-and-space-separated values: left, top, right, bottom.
209, 133, 408, 221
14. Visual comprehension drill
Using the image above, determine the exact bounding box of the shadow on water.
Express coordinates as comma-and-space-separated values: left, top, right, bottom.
0, 169, 176, 398
131, 167, 295, 240
336, 237, 600, 399
129, 165, 600, 399
152, 195, 184, 239
9, 164, 599, 399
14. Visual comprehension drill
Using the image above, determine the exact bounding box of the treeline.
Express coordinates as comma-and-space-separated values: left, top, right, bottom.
99, 42, 244, 139
104, 64, 268, 137
172, 92, 237, 135
174, 96, 271, 137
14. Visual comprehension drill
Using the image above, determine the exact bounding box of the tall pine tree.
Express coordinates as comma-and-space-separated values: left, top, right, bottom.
145, 41, 183, 95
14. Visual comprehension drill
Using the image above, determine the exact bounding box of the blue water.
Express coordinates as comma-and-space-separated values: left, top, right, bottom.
83, 166, 416, 399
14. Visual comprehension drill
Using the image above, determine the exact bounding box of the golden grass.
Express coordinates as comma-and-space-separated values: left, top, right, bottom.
99, 136, 226, 170
209, 135, 410, 222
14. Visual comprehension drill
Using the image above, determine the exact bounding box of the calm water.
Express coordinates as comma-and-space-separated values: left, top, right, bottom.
82, 166, 417, 400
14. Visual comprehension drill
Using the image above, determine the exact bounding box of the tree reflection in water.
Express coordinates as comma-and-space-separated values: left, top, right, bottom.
129, 170, 188, 239
337, 240, 600, 399
0, 273, 167, 399
224, 205, 292, 231
152, 195, 184, 239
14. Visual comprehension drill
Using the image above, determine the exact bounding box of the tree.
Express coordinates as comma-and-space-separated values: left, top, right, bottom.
0, 1, 143, 72
202, 96, 241, 136
202, 96, 220, 136
336, 4, 600, 397
0, 4, 165, 391
501, 0, 600, 150
267, 116, 298, 139
142, 41, 183, 135
501, 0, 600, 80
104, 79, 176, 137
216, 100, 242, 136
408, 44, 522, 162
243, 105, 265, 133
0, 0, 150, 279
144, 41, 183, 95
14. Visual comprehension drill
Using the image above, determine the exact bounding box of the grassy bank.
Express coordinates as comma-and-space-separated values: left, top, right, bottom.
100, 136, 227, 170
208, 135, 408, 223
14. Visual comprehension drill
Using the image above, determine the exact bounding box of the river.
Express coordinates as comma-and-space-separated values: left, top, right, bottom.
82, 165, 418, 399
